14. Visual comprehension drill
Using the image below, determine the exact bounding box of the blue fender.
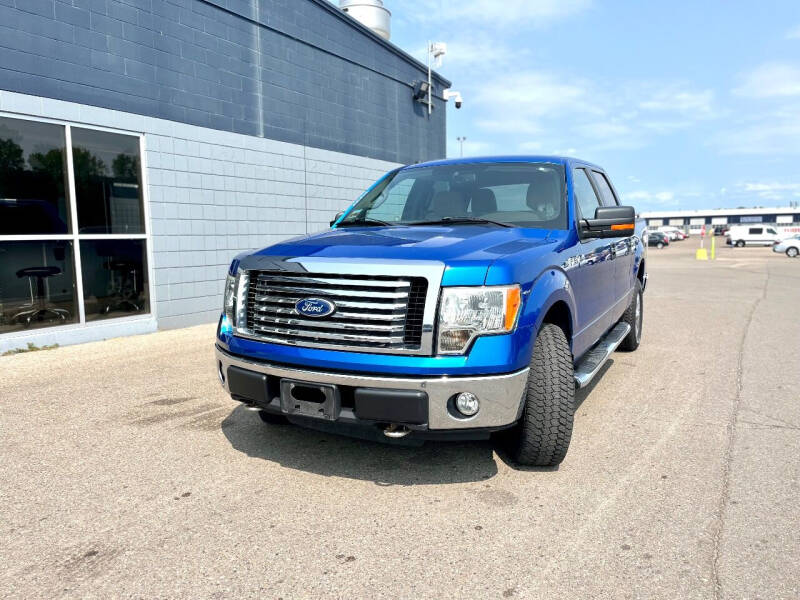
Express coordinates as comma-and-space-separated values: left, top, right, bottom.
509, 267, 578, 368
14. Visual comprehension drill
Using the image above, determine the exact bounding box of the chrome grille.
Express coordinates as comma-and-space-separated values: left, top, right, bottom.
243, 271, 428, 353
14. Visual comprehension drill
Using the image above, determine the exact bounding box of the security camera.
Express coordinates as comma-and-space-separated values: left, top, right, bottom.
444, 89, 463, 109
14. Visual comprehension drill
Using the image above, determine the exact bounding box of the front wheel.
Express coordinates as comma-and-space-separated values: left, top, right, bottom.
502, 323, 574, 467
656, 242, 664, 249
618, 279, 643, 351
787, 247, 799, 258
736, 240, 745, 247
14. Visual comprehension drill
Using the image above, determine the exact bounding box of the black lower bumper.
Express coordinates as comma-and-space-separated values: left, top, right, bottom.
227, 364, 429, 425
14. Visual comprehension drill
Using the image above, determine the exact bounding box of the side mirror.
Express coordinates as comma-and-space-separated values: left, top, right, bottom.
330, 211, 345, 227
581, 205, 636, 238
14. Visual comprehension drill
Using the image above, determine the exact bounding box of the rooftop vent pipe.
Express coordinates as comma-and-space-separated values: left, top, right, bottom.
339, 0, 391, 41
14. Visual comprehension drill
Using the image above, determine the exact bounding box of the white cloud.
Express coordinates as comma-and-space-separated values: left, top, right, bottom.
401, 0, 592, 27
639, 88, 715, 116
734, 63, 800, 98
712, 107, 800, 154
787, 25, 800, 39
736, 182, 800, 201
624, 190, 677, 205
467, 70, 717, 152
519, 141, 544, 152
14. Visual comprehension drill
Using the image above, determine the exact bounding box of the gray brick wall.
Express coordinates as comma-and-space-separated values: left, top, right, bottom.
0, 0, 448, 165
143, 111, 399, 330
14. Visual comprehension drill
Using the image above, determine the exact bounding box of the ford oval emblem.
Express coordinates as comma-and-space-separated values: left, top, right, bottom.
295, 297, 335, 318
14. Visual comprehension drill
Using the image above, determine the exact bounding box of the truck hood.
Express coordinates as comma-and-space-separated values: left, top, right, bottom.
242, 225, 563, 285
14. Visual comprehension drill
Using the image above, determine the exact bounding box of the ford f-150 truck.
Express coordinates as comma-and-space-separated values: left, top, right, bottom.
215, 156, 647, 466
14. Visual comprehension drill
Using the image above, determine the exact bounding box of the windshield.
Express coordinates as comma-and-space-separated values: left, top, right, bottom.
338, 162, 567, 229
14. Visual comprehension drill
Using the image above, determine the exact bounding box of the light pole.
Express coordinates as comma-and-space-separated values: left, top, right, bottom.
457, 136, 466, 157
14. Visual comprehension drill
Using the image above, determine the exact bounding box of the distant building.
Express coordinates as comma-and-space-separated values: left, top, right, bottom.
641, 206, 800, 233
0, 0, 449, 352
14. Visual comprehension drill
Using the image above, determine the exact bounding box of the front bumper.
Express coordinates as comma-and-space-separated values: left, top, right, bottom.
215, 345, 529, 432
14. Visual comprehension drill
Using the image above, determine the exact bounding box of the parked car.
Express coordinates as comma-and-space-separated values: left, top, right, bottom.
726, 225, 783, 247
648, 231, 670, 249
713, 225, 727, 236
658, 226, 686, 240
215, 157, 647, 466
773, 234, 800, 257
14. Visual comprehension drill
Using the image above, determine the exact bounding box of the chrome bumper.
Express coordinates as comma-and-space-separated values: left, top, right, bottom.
215, 346, 529, 430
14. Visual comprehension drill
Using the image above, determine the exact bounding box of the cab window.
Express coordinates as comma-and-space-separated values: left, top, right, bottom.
591, 171, 619, 206
572, 168, 601, 220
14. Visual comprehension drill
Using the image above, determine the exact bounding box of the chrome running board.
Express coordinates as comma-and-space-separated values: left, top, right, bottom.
574, 322, 631, 389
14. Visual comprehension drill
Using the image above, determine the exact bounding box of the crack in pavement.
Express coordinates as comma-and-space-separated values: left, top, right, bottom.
710, 262, 770, 600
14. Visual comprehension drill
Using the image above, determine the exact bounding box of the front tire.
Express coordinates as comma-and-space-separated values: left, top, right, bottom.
736, 240, 745, 247
656, 242, 664, 249
787, 247, 799, 258
504, 323, 574, 467
618, 279, 643, 351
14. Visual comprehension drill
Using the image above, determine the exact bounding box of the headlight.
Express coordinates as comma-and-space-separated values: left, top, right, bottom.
223, 266, 249, 330
223, 273, 237, 325
437, 285, 522, 354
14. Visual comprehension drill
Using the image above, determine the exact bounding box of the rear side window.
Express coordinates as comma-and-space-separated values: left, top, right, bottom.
592, 171, 619, 206
572, 168, 601, 219
749, 227, 763, 235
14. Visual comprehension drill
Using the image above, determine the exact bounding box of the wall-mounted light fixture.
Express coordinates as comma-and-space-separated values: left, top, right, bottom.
412, 80, 431, 102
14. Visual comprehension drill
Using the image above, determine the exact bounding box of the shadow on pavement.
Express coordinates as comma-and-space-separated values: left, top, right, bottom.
221, 404, 499, 485
221, 362, 612, 482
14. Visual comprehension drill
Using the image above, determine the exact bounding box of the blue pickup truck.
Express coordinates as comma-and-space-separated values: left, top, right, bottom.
215, 156, 646, 466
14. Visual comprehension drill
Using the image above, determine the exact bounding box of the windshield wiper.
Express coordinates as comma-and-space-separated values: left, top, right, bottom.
337, 218, 394, 227
406, 217, 514, 228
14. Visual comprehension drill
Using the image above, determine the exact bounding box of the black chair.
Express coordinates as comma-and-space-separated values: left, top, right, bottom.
12, 266, 71, 326
101, 260, 141, 314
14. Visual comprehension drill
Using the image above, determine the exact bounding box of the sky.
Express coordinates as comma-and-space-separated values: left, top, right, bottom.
387, 0, 800, 212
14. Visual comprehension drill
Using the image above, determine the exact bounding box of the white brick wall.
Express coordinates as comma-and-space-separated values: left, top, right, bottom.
0, 90, 400, 334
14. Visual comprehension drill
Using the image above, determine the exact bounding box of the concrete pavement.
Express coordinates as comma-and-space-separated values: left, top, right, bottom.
1, 237, 798, 599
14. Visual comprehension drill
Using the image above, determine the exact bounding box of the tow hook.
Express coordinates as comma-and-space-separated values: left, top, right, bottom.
383, 424, 412, 439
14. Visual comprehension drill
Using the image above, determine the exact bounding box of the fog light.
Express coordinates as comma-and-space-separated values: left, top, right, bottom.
455, 392, 479, 417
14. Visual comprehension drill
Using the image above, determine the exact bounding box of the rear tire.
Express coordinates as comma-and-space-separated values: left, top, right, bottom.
656, 242, 664, 249
736, 240, 745, 247
258, 410, 287, 425
503, 323, 574, 467
787, 247, 799, 258
618, 279, 643, 352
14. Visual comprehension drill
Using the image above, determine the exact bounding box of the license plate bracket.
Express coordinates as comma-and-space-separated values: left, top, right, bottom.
279, 379, 340, 421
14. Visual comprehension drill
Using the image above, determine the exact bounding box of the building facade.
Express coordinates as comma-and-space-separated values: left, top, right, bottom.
0, 0, 449, 352
641, 207, 800, 234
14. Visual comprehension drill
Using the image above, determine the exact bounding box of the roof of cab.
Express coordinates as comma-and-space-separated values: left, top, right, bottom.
402, 155, 603, 171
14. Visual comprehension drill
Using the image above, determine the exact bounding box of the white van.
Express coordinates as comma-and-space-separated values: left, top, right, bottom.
726, 225, 782, 247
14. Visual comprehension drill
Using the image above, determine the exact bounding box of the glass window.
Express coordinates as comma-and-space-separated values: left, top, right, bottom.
72, 128, 144, 234
80, 239, 149, 321
0, 241, 78, 333
592, 171, 619, 206
339, 162, 567, 229
748, 228, 762, 234
766, 228, 777, 235
368, 179, 414, 222
0, 117, 70, 234
572, 168, 601, 220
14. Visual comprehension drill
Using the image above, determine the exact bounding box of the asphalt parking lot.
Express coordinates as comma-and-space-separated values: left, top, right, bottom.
1, 237, 798, 599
